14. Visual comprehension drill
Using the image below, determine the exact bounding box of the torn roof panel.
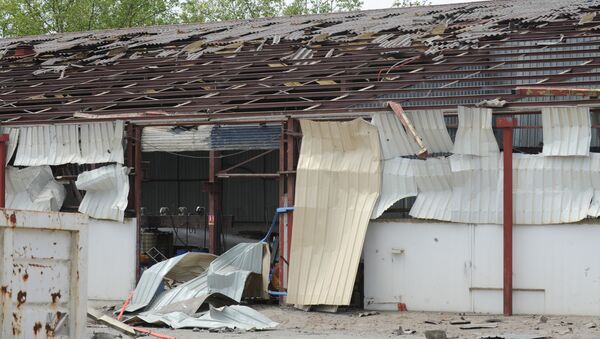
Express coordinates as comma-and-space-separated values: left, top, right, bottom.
453, 106, 499, 156
76, 164, 129, 222
409, 157, 453, 221
0, 1, 600, 123
404, 110, 454, 154
371, 157, 417, 219
371, 112, 418, 159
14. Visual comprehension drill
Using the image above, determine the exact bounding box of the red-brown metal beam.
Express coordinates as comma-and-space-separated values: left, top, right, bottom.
515, 86, 600, 97
0, 133, 9, 208
278, 122, 286, 300
285, 118, 298, 298
497, 117, 516, 316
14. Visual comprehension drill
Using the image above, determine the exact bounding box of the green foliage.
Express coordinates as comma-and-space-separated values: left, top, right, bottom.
392, 0, 431, 7
0, 0, 368, 37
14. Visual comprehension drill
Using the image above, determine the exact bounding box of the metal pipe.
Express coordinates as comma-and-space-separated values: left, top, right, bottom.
0, 134, 9, 208
497, 117, 515, 316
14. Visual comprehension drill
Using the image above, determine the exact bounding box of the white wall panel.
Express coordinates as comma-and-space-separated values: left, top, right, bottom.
405, 110, 453, 153
371, 157, 417, 219
365, 220, 600, 315
409, 157, 453, 221
371, 112, 418, 159
542, 106, 591, 156
453, 106, 499, 156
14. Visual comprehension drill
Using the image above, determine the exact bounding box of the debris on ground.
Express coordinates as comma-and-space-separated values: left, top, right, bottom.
585, 321, 597, 328
424, 329, 447, 339
538, 315, 548, 324
450, 319, 471, 325
90, 333, 122, 339
357, 311, 379, 317
460, 323, 499, 330
87, 308, 136, 336
119, 242, 278, 332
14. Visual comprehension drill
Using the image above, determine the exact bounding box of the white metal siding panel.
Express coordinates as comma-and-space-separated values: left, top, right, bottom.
587, 153, 600, 216
142, 125, 211, 152
6, 166, 66, 212
14, 124, 81, 166
1, 127, 19, 165
405, 110, 453, 153
450, 154, 502, 224
76, 164, 129, 222
80, 121, 125, 163
453, 106, 499, 156
287, 119, 381, 306
511, 154, 595, 224
371, 112, 418, 158
542, 106, 591, 156
371, 157, 417, 219
409, 157, 453, 221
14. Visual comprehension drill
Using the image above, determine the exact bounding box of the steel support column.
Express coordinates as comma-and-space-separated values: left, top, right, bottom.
208, 150, 222, 254
497, 117, 516, 316
278, 122, 286, 299
0, 134, 9, 208
134, 126, 143, 281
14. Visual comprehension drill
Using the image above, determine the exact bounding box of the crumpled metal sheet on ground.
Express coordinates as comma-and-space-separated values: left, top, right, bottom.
409, 157, 453, 221
130, 242, 269, 314
453, 106, 499, 156
287, 119, 381, 306
76, 164, 129, 222
371, 157, 417, 219
405, 110, 454, 153
129, 305, 278, 330
542, 106, 591, 156
6, 166, 65, 211
126, 252, 217, 312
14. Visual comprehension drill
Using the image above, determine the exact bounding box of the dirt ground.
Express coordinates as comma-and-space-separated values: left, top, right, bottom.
88, 303, 600, 339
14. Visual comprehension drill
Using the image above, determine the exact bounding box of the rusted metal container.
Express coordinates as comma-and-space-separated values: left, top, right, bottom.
0, 209, 87, 339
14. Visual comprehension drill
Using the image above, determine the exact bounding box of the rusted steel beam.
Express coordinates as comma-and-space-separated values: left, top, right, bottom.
218, 149, 275, 174
0, 134, 8, 208
497, 117, 516, 316
515, 86, 600, 97
387, 101, 427, 158
134, 126, 143, 281
208, 150, 222, 254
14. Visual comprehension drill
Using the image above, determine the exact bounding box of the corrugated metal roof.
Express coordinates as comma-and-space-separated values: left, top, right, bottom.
76, 164, 129, 222
14, 124, 81, 166
371, 157, 417, 219
287, 119, 381, 306
409, 157, 453, 221
542, 106, 591, 156
453, 106, 499, 156
371, 112, 418, 158
79, 121, 124, 164
131, 305, 278, 330
405, 110, 454, 154
210, 125, 280, 151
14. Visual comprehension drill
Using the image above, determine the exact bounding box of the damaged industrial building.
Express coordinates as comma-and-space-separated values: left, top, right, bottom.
2, 0, 600, 337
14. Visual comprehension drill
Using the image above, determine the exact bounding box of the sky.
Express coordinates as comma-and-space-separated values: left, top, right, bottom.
362, 0, 484, 10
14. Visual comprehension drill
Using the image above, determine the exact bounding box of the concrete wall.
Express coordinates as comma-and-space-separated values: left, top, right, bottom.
364, 219, 600, 315
88, 218, 137, 301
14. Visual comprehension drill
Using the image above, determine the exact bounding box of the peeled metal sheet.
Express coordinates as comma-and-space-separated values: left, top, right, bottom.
371, 157, 417, 219
510, 154, 597, 224
409, 157, 453, 221
453, 106, 499, 156
126, 252, 217, 312
80, 121, 124, 163
405, 110, 454, 153
6, 166, 66, 211
542, 106, 591, 156
144, 242, 269, 313
142, 125, 211, 152
76, 164, 129, 222
130, 305, 278, 330
587, 153, 600, 217
449, 154, 502, 224
287, 119, 381, 306
14, 124, 81, 166
371, 112, 418, 159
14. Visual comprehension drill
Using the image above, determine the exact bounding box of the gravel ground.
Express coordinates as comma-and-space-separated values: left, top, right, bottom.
88, 304, 600, 339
